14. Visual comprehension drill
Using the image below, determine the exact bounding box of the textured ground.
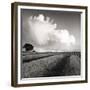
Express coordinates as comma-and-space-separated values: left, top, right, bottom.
21, 52, 81, 78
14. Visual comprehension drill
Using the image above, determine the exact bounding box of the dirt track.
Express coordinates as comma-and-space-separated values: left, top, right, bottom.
21, 52, 80, 78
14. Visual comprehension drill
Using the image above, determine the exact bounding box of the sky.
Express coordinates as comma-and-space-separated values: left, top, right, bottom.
21, 9, 81, 52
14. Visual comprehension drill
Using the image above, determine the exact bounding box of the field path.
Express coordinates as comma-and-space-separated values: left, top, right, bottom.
22, 54, 55, 63
21, 54, 71, 78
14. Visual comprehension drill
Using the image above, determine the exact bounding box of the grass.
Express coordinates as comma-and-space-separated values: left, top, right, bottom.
21, 52, 81, 78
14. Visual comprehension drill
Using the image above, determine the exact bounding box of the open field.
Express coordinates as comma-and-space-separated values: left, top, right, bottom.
21, 52, 81, 78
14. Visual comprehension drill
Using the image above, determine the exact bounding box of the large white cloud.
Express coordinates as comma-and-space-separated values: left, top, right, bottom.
28, 14, 76, 52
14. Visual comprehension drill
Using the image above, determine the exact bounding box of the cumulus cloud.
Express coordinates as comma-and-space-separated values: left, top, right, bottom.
28, 14, 76, 52
53, 30, 75, 46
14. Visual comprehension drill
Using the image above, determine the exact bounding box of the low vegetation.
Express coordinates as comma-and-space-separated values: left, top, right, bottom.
21, 52, 81, 78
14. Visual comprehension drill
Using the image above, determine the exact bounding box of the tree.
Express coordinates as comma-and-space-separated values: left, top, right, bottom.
23, 43, 33, 51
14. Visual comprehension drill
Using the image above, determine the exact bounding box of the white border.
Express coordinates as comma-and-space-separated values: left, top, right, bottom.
17, 5, 86, 84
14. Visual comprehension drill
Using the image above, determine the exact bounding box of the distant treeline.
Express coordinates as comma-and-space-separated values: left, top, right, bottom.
22, 51, 81, 57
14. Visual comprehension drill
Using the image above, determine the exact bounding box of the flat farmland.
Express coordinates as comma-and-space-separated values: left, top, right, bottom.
21, 52, 81, 78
